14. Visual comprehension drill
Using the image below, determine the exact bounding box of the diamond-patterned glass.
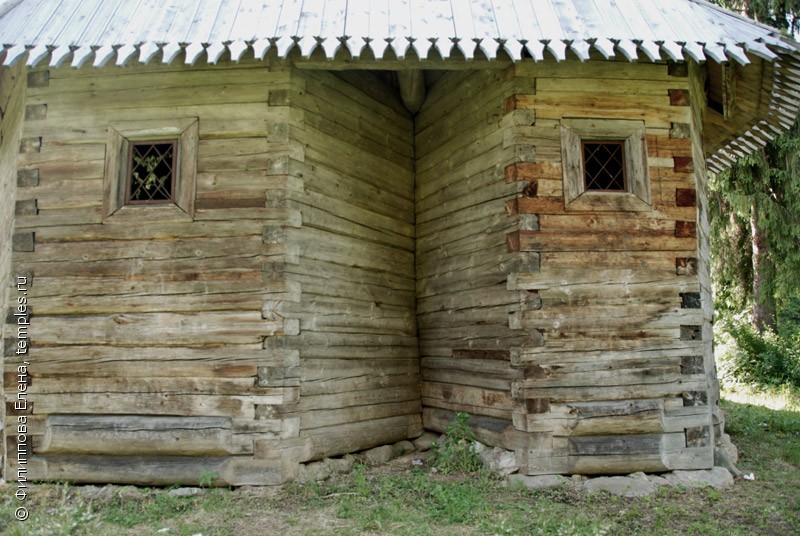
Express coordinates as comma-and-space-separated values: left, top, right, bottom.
582, 142, 626, 191
127, 141, 176, 203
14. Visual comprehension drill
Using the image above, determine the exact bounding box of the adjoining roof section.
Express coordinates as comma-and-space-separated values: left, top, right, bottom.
1, 0, 799, 172
0, 0, 795, 67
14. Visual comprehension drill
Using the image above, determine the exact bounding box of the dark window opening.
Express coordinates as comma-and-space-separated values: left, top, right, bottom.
126, 141, 177, 204
707, 61, 725, 115
582, 141, 626, 191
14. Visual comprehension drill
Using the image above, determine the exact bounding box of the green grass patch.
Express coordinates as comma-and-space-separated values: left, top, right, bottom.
1, 395, 799, 535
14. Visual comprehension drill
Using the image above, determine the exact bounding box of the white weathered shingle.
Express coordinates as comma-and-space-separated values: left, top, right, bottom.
1, 0, 799, 170
0, 0, 795, 67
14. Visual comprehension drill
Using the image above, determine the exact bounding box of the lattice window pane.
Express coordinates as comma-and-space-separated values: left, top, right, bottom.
126, 141, 176, 203
582, 141, 626, 191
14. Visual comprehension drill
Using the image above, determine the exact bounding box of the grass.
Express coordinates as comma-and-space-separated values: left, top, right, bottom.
2, 393, 799, 535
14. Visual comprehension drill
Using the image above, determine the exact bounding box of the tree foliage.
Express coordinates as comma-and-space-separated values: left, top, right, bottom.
709, 123, 800, 319
711, 0, 800, 34
707, 0, 800, 334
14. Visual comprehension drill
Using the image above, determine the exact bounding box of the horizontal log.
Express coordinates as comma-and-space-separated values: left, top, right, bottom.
422, 382, 516, 411
511, 268, 697, 289
27, 272, 270, 299
520, 379, 709, 403
422, 397, 512, 420
536, 77, 686, 95
27, 391, 290, 419
294, 384, 419, 412
26, 454, 283, 486
422, 366, 514, 391
300, 372, 420, 397
5, 346, 296, 377
304, 414, 421, 461
39, 415, 246, 456
27, 312, 283, 346
15, 235, 269, 263
512, 94, 689, 126
24, 376, 278, 397
292, 400, 421, 431
518, 229, 697, 252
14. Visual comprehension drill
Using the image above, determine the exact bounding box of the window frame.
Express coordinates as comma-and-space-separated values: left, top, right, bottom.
103, 118, 198, 220
560, 118, 651, 212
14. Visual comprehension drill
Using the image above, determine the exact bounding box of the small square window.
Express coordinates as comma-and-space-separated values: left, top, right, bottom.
560, 119, 651, 211
582, 141, 626, 192
104, 118, 198, 220
126, 141, 177, 204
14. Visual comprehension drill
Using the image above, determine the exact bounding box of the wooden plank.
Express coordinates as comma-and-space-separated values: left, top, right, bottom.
539, 251, 697, 271
514, 351, 690, 370
15, 235, 270, 262
294, 198, 415, 251
25, 376, 279, 397
521, 380, 709, 403
513, 94, 688, 126
28, 312, 283, 346
6, 346, 294, 377
27, 454, 282, 486
39, 415, 242, 456
520, 339, 705, 361
293, 384, 419, 412
32, 220, 266, 242
300, 371, 420, 397
26, 392, 283, 419
421, 365, 515, 391
304, 414, 421, 461
289, 160, 414, 224
513, 268, 697, 288
293, 127, 413, 199
521, 306, 703, 332
289, 400, 421, 431
27, 273, 270, 299
291, 228, 414, 276
291, 188, 415, 239
536, 77, 685, 95
515, 61, 675, 82
27, 291, 268, 315
27, 81, 278, 110
14, 249, 272, 277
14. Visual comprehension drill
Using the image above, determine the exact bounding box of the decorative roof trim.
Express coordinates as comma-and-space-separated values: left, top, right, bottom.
0, 36, 794, 69
1, 0, 799, 172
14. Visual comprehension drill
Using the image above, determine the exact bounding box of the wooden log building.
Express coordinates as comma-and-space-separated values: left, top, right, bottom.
1, 0, 798, 485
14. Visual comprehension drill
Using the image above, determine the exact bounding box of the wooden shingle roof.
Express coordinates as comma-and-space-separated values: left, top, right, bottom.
1, 0, 799, 170
1, 0, 797, 66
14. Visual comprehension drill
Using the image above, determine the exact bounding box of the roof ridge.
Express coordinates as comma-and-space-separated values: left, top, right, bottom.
0, 0, 24, 19
685, 0, 796, 44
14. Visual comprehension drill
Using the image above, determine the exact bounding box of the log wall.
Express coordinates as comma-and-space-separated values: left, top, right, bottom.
415, 69, 531, 451
690, 61, 723, 439
2, 57, 723, 483
418, 59, 717, 475
505, 60, 714, 474
0, 63, 27, 477
4, 61, 301, 485
280, 70, 421, 466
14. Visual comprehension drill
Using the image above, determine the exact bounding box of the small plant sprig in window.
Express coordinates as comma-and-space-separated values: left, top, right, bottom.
131, 153, 169, 199
128, 142, 175, 202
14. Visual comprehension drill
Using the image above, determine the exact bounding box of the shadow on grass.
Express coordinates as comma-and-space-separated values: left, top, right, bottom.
722, 396, 800, 469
